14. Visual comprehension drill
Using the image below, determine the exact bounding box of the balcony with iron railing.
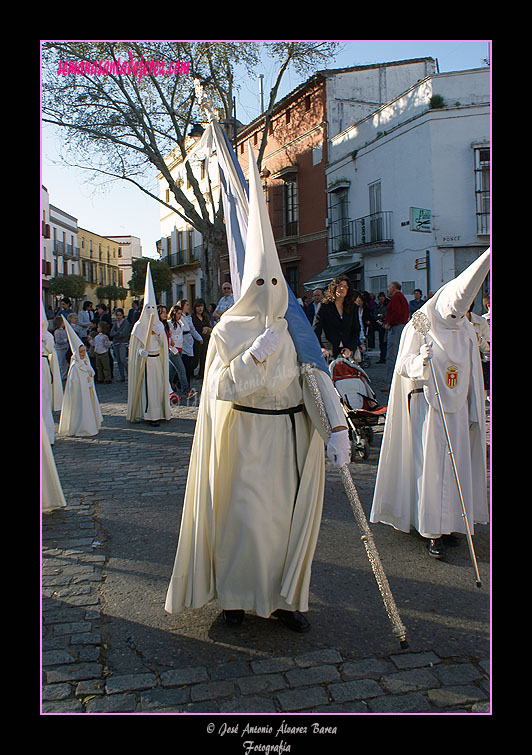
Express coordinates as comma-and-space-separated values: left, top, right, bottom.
164, 244, 202, 268
329, 211, 394, 256
53, 240, 80, 258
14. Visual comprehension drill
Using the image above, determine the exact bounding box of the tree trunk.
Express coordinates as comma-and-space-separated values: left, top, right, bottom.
201, 231, 222, 305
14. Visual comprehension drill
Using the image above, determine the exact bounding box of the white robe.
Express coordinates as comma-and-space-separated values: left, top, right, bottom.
126, 329, 171, 422
42, 330, 63, 444
370, 317, 488, 537
166, 142, 346, 617
59, 355, 103, 437
42, 428, 67, 512
165, 324, 344, 617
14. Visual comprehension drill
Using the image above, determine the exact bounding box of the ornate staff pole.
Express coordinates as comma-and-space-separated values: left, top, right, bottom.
302, 364, 408, 649
411, 310, 482, 588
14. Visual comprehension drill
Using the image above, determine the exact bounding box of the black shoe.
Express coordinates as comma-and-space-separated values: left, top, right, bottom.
148, 420, 160, 427
441, 534, 461, 546
223, 609, 244, 626
271, 609, 310, 633
426, 538, 447, 559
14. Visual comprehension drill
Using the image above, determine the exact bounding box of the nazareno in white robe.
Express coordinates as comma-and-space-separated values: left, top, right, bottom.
126, 327, 171, 423
164, 329, 344, 617
370, 252, 489, 538
59, 349, 103, 437
165, 141, 345, 617
42, 328, 63, 445
42, 426, 67, 512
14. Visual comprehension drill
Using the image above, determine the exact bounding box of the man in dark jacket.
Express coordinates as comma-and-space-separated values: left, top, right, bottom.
306, 288, 323, 325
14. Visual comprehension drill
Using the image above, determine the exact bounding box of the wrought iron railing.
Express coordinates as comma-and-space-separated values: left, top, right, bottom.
329, 211, 393, 253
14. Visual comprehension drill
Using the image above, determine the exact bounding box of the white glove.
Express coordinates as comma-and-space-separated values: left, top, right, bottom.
420, 342, 433, 363
326, 429, 351, 467
139, 348, 149, 358
249, 326, 280, 363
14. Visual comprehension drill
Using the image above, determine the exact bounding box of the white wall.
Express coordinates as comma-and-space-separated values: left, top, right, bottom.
326, 59, 437, 137
326, 68, 490, 293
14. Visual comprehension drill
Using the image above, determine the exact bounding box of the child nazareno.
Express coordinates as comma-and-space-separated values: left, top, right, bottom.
59, 314, 103, 437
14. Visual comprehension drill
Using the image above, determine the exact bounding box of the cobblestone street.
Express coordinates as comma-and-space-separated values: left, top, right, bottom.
42, 355, 491, 722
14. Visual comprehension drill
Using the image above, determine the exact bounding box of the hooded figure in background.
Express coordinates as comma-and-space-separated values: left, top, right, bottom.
165, 144, 349, 632
370, 249, 490, 560
42, 303, 63, 445
58, 314, 103, 437
126, 263, 170, 427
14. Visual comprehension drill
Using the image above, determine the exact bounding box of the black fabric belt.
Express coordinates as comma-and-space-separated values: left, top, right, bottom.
233, 403, 304, 511
148, 353, 160, 357
408, 387, 424, 414
232, 404, 304, 416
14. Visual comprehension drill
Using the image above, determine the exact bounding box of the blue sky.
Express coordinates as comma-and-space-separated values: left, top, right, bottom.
41, 40, 490, 259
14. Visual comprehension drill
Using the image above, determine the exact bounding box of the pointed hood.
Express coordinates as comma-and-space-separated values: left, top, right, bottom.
214, 143, 288, 363
434, 248, 490, 321
131, 262, 163, 343
61, 314, 85, 361
423, 248, 490, 341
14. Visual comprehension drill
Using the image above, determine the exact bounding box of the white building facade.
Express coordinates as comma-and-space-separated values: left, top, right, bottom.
104, 234, 143, 295
158, 131, 220, 308
324, 67, 490, 300
48, 203, 81, 280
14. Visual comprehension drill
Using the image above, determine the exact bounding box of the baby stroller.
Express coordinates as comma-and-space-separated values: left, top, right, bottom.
329, 354, 387, 460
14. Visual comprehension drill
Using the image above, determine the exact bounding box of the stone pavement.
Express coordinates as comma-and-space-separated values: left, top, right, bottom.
42, 351, 491, 718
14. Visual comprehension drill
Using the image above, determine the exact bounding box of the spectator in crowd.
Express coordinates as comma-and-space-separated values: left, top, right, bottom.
313, 276, 360, 360
305, 288, 323, 326
67, 312, 85, 340
127, 300, 141, 325
191, 298, 213, 380
109, 308, 131, 382
212, 282, 234, 322
467, 300, 490, 401
91, 321, 112, 384
53, 315, 70, 380
355, 292, 373, 351
176, 299, 202, 390
409, 288, 425, 317
95, 303, 112, 327
363, 292, 377, 349
167, 305, 195, 400
482, 295, 490, 325
374, 292, 389, 364
78, 301, 95, 343
94, 304, 113, 377
384, 281, 410, 387
58, 298, 73, 318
